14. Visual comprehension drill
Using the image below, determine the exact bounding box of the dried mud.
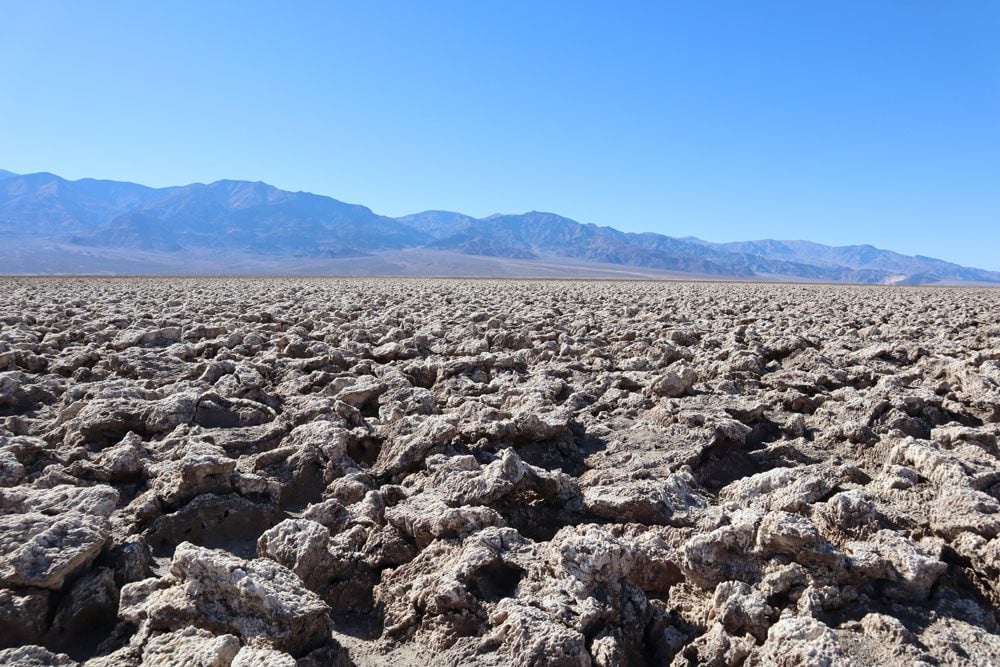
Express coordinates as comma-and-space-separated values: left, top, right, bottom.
1, 277, 999, 666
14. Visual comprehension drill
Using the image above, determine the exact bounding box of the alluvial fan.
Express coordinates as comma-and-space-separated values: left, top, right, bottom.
0, 277, 998, 666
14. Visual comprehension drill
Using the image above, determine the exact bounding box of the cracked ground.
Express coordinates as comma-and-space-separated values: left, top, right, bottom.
1, 278, 999, 666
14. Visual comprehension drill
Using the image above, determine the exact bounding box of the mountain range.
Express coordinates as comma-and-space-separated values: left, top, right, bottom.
0, 169, 996, 284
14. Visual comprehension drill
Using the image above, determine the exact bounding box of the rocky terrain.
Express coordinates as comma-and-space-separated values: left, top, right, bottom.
0, 277, 999, 666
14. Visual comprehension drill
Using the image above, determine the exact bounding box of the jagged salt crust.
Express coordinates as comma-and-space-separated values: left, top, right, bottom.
0, 277, 998, 666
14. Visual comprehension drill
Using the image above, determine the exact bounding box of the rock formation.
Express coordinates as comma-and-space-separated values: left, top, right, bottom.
0, 277, 998, 665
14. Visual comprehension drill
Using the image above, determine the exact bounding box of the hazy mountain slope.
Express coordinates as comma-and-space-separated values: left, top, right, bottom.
396, 210, 478, 238
719, 239, 1000, 283
397, 211, 933, 282
405, 211, 750, 277
71, 180, 422, 255
0, 169, 18, 180
140, 180, 423, 253
0, 172, 159, 236
1, 169, 997, 284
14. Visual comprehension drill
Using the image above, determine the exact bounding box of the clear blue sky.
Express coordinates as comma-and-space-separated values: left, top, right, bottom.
2, 1, 998, 268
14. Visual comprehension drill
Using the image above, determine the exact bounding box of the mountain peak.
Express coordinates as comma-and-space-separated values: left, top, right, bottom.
1, 169, 996, 284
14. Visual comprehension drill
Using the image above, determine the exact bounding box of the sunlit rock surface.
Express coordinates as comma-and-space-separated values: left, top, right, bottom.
0, 277, 998, 666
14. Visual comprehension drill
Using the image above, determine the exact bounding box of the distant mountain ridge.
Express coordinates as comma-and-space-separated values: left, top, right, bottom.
0, 169, 996, 284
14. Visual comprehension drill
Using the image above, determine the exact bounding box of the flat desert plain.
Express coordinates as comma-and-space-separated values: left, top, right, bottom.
1, 278, 999, 666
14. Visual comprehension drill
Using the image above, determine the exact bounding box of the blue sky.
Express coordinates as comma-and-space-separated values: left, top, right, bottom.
2, 1, 998, 268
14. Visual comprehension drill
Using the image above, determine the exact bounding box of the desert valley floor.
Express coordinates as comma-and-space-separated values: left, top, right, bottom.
1, 278, 999, 666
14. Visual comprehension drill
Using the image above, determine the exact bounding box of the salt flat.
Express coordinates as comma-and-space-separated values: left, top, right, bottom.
1, 278, 998, 666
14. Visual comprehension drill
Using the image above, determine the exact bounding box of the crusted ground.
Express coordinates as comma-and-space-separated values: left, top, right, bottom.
1, 277, 998, 666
